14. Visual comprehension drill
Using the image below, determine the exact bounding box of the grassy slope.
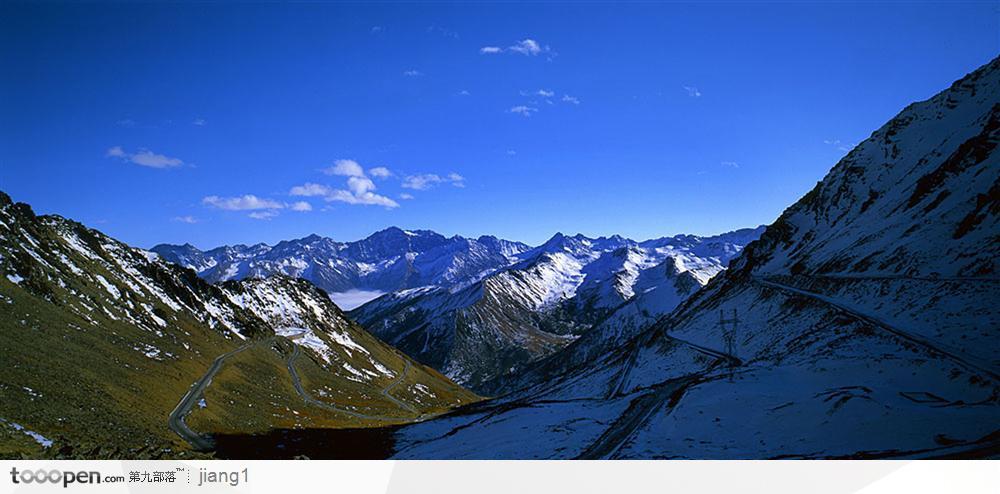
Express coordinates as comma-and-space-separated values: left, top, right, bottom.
186, 338, 476, 434
0, 275, 233, 458
0, 192, 478, 459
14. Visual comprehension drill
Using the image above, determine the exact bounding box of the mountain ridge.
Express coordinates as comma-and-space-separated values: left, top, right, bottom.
152, 227, 532, 300
0, 191, 478, 458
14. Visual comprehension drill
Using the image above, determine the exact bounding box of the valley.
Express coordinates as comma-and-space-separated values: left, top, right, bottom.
158, 226, 764, 392
1, 55, 998, 461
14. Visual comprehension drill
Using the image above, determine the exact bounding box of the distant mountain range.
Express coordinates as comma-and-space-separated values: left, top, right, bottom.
152, 229, 531, 306
154, 226, 764, 391
352, 227, 764, 391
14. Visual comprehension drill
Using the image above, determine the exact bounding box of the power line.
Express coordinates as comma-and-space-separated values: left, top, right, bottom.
719, 309, 739, 381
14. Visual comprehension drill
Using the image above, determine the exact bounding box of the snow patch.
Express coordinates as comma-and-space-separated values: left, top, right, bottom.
94, 274, 120, 299
1, 420, 53, 448
275, 327, 333, 363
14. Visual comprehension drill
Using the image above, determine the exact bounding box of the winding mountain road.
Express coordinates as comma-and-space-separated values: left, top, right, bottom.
284, 343, 418, 421
753, 276, 1000, 382
578, 375, 700, 459
610, 331, 741, 398
169, 335, 421, 451
799, 273, 1000, 283
591, 332, 739, 458
380, 360, 418, 413
581, 276, 1000, 460
167, 339, 266, 450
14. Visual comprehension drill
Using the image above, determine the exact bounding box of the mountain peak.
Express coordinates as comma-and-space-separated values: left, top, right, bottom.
364, 226, 441, 242
373, 225, 406, 235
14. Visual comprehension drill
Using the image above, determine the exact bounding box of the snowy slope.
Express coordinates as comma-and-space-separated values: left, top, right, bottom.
389, 56, 1000, 459
483, 256, 706, 396
219, 275, 404, 383
0, 200, 269, 341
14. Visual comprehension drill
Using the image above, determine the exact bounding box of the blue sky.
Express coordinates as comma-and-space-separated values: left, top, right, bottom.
1, 2, 997, 249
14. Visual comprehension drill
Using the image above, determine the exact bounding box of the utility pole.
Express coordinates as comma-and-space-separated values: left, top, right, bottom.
719, 309, 739, 381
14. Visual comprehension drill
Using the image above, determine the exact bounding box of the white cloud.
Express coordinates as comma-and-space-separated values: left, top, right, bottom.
401, 174, 441, 190
459, 89, 471, 96
721, 161, 740, 168
509, 105, 538, 117
402, 173, 465, 190
172, 215, 198, 224
347, 176, 376, 195
371, 26, 384, 34
131, 150, 184, 168
202, 194, 284, 211
291, 160, 399, 209
248, 210, 279, 220
289, 183, 331, 197
202, 194, 310, 218
325, 189, 399, 208
323, 159, 365, 177
683, 86, 702, 97
116, 119, 136, 128
481, 39, 552, 56
192, 118, 206, 126
403, 69, 424, 77
292, 159, 467, 209
520, 89, 577, 107
106, 146, 184, 169
507, 149, 517, 156
561, 94, 580, 105
509, 38, 547, 56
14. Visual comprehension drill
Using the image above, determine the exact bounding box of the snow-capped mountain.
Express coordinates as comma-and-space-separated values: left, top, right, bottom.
152, 228, 530, 308
483, 254, 708, 396
0, 194, 477, 457
389, 57, 1000, 459
352, 227, 764, 392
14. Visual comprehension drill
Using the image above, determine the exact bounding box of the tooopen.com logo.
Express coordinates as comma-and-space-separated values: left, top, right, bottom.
10, 467, 120, 488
